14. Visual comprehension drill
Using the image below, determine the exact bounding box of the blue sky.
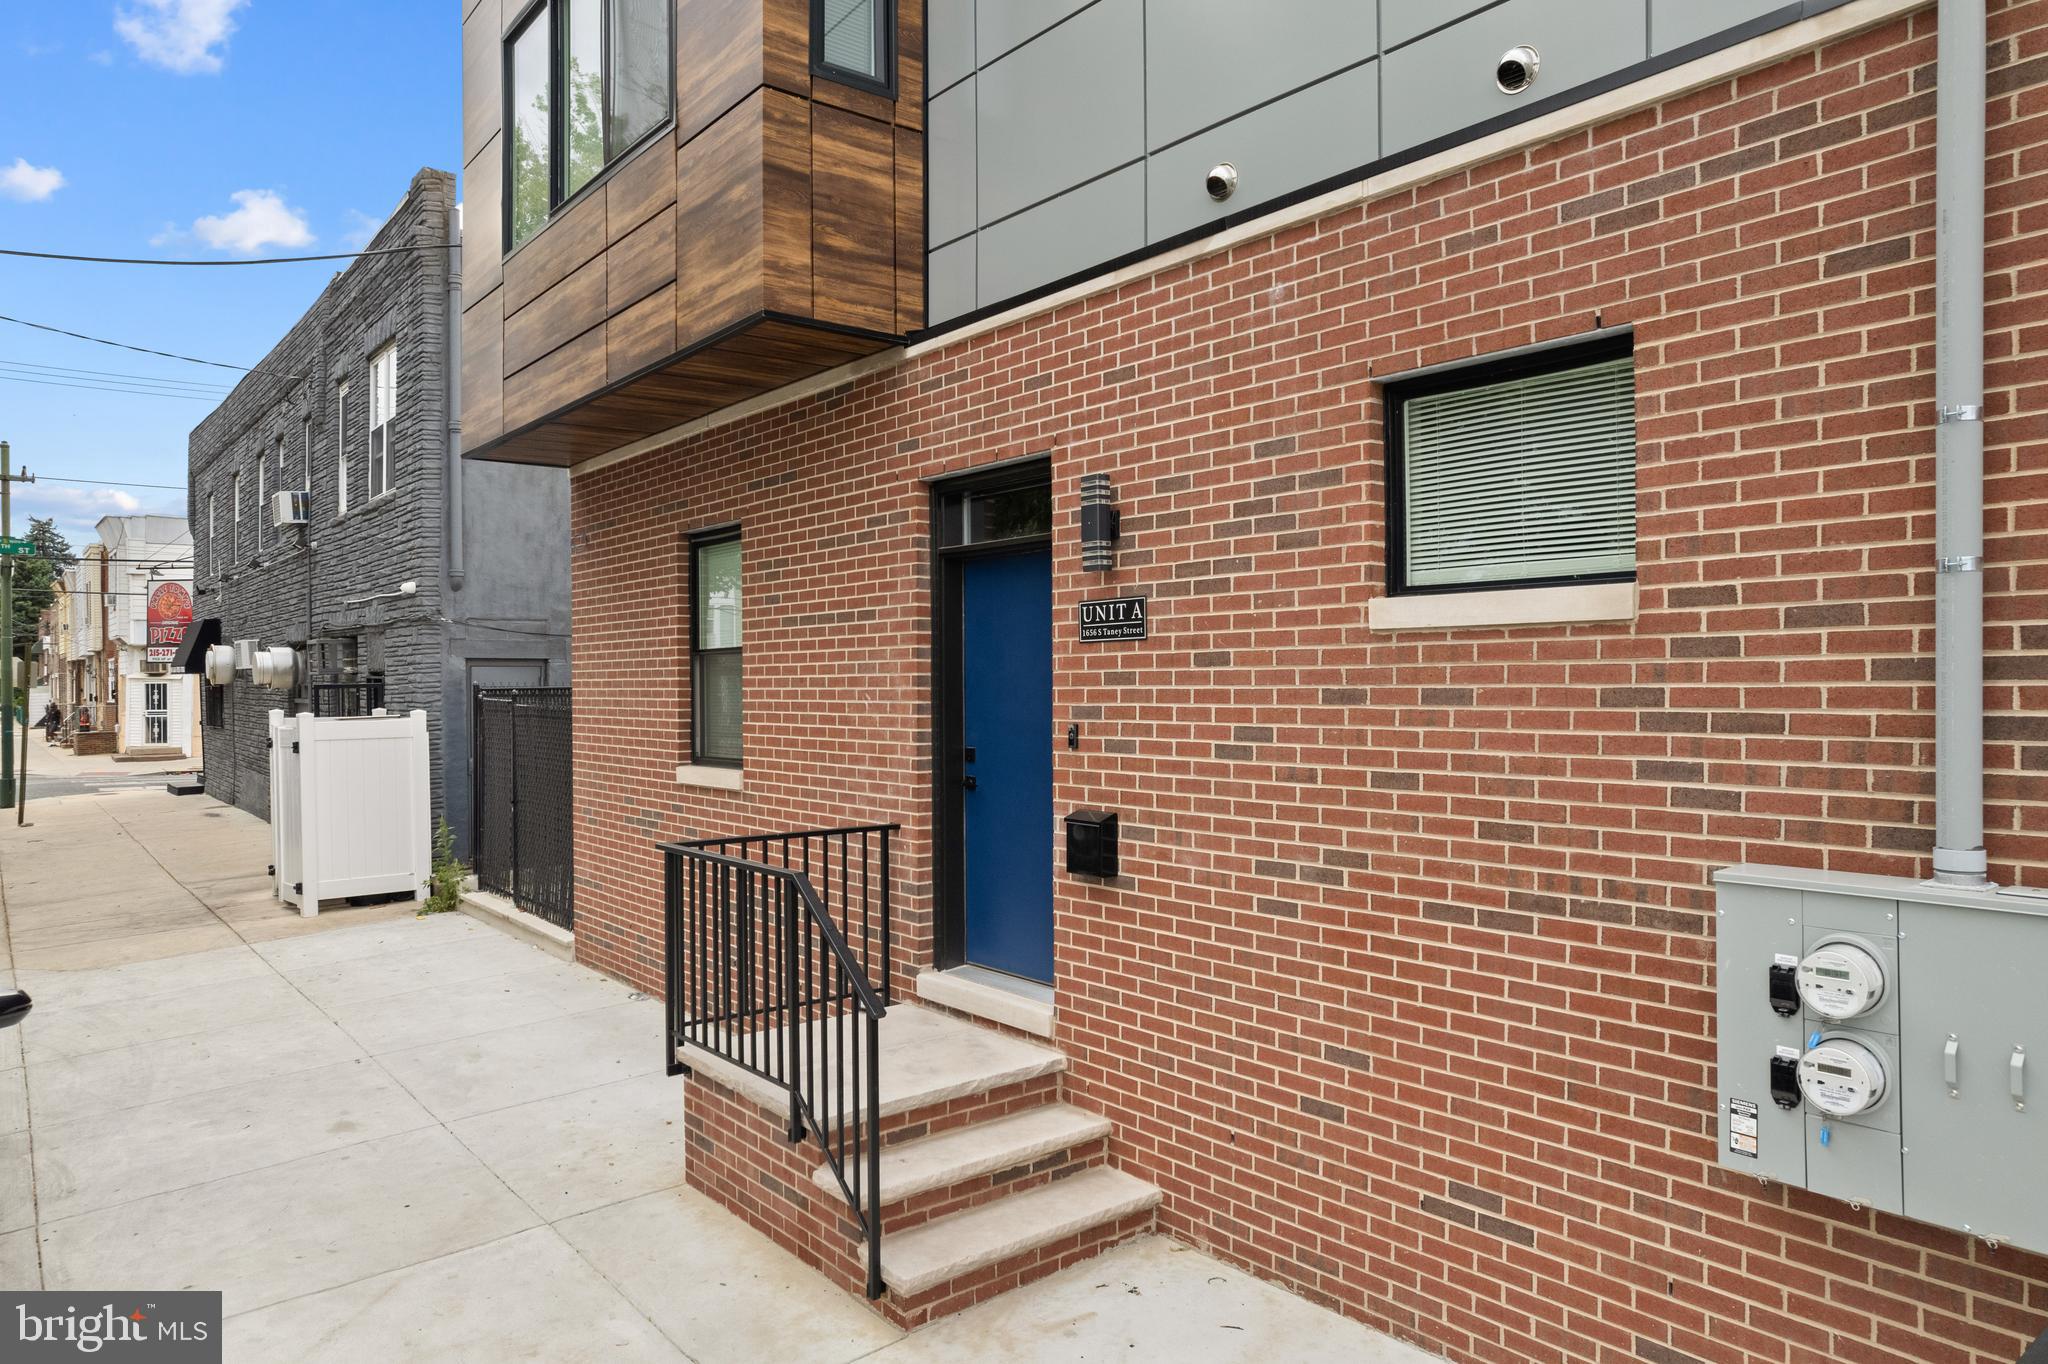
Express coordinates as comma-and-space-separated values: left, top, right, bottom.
0, 1, 458, 551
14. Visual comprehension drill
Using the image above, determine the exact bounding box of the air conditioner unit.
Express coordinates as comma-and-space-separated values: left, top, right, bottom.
271, 489, 309, 527
233, 638, 260, 674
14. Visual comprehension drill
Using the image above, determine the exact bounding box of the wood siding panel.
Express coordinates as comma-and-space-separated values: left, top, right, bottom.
505, 253, 607, 375
502, 324, 606, 431
461, 1, 502, 167
812, 105, 896, 333
503, 188, 606, 317
678, 0, 767, 146
894, 124, 925, 332
460, 286, 504, 453
763, 0, 811, 97
608, 282, 677, 381
676, 94, 771, 340
761, 89, 813, 317
896, 0, 925, 131
464, 134, 504, 303
608, 206, 677, 315
606, 137, 677, 244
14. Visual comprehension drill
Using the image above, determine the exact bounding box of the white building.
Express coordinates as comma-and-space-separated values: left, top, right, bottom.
96, 515, 200, 759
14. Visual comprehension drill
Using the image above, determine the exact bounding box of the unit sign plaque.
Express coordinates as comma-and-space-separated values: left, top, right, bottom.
1077, 595, 1148, 643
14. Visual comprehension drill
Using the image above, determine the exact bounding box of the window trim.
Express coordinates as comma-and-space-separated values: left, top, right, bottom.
688, 527, 743, 769
501, 0, 677, 258
230, 470, 242, 562
1382, 331, 1638, 599
811, 0, 897, 98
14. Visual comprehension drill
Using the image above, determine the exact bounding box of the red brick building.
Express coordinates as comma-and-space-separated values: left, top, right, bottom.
467, 0, 2048, 1357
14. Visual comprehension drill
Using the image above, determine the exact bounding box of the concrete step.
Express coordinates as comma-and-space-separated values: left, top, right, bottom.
680, 1002, 1065, 1122
880, 1166, 1161, 1298
812, 1102, 1110, 1205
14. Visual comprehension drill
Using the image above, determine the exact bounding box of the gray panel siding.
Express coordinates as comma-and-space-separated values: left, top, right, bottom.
976, 0, 1145, 226
976, 0, 1094, 68
929, 0, 976, 93
1380, 0, 1648, 155
1145, 0, 1376, 150
929, 0, 1830, 327
1380, 0, 1497, 50
1146, 62, 1379, 243
978, 163, 1145, 306
928, 236, 977, 321
1651, 0, 1785, 53
930, 79, 978, 246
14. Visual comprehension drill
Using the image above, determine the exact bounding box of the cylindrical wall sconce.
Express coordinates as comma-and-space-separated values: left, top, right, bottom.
1079, 473, 1120, 572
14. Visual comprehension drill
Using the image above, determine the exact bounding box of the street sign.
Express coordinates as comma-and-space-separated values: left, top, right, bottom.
0, 539, 32, 557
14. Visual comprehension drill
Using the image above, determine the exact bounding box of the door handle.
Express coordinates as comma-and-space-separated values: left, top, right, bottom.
2013, 1047, 2027, 1111
961, 775, 978, 791
1944, 1036, 1960, 1096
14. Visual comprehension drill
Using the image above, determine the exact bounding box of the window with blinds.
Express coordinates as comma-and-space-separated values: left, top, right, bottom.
691, 532, 743, 766
813, 0, 893, 95
1390, 344, 1637, 592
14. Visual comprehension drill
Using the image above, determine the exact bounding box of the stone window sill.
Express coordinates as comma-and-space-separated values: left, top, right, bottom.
335, 491, 399, 525
675, 763, 743, 792
1366, 581, 1636, 632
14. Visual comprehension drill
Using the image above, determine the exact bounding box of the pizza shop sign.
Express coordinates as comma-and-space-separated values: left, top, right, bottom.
146, 581, 193, 663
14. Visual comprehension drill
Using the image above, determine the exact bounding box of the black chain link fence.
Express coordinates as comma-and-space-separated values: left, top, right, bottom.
471, 687, 573, 929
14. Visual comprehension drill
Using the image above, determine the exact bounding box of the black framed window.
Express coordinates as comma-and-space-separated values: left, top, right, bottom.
505, 0, 674, 252
812, 0, 895, 96
690, 531, 743, 766
1384, 334, 1638, 596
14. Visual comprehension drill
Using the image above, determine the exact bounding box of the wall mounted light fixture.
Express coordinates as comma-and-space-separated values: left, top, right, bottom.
1079, 473, 1120, 572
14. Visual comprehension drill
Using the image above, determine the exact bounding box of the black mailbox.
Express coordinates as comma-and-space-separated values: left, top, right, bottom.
1065, 810, 1119, 878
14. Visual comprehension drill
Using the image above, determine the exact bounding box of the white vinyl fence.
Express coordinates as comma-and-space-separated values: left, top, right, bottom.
268, 707, 432, 916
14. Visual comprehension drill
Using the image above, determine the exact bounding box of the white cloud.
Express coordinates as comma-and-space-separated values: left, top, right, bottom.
0, 159, 65, 203
16, 484, 153, 556
114, 0, 247, 75
189, 189, 313, 253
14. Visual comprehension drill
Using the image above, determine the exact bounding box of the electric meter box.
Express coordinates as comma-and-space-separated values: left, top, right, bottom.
1716, 864, 2048, 1250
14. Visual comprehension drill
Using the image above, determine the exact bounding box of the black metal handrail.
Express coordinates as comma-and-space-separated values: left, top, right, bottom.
663, 830, 894, 1298
679, 823, 897, 1005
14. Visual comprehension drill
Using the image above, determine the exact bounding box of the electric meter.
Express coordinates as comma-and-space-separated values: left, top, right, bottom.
1795, 940, 1885, 1020
1798, 1036, 1888, 1118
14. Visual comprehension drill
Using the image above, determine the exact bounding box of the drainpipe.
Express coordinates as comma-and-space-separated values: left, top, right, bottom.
445, 201, 466, 593
1931, 0, 1990, 888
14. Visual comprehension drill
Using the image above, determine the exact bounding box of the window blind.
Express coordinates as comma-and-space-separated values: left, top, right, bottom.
821, 0, 880, 80
1400, 354, 1637, 589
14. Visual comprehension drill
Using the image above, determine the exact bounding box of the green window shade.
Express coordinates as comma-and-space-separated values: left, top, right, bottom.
696, 539, 742, 650
821, 0, 881, 81
1401, 355, 1637, 589
695, 651, 742, 764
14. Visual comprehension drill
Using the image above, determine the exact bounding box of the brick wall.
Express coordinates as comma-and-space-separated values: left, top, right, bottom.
571, 4, 2048, 1360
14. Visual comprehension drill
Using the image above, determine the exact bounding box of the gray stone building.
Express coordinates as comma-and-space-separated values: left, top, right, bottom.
187, 167, 570, 848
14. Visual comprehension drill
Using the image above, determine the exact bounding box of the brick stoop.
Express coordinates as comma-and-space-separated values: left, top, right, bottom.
679, 1003, 1159, 1328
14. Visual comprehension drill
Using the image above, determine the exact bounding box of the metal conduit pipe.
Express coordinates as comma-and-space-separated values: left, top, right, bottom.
1931, 0, 1991, 887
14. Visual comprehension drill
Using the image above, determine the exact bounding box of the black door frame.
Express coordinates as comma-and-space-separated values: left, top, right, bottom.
928, 457, 1053, 973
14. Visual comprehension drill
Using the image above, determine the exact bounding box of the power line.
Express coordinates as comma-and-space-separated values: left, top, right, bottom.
0, 242, 452, 267
0, 359, 233, 390
0, 313, 256, 372
0, 374, 221, 402
36, 476, 188, 492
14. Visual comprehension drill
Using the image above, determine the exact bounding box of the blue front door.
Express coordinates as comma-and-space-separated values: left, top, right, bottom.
960, 549, 1054, 983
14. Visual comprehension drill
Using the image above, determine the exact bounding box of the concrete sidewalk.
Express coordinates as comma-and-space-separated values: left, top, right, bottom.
0, 788, 1434, 1363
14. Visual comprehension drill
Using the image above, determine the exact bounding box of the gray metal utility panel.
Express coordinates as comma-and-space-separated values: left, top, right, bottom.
1716, 864, 2048, 1251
